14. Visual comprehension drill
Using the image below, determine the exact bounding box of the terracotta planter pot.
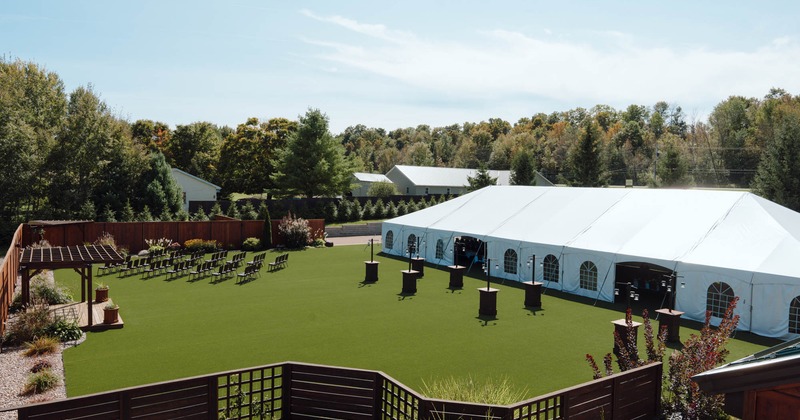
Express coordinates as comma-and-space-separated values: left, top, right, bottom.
103, 307, 119, 324
95, 288, 109, 303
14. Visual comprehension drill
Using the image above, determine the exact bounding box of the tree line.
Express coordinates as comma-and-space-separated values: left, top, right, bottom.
3, 57, 800, 239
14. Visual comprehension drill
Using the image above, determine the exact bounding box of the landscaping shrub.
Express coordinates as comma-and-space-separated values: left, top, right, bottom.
351, 200, 363, 221
31, 281, 72, 305
421, 375, 528, 405
337, 200, 351, 223
227, 202, 241, 219
192, 206, 209, 221
241, 237, 262, 251
278, 213, 311, 249
210, 201, 223, 217
324, 202, 338, 223
362, 200, 374, 220
387, 201, 398, 218
24, 336, 60, 356
45, 318, 83, 342
373, 199, 386, 219
93, 231, 118, 249
396, 200, 408, 216
145, 237, 173, 250
407, 199, 419, 213
184, 239, 218, 253
30, 359, 52, 373
4, 302, 53, 345
22, 370, 60, 395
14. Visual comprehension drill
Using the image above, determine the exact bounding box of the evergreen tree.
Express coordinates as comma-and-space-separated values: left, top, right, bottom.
324, 201, 338, 223
79, 200, 96, 220
656, 135, 690, 186
240, 200, 258, 220
362, 199, 375, 220
352, 199, 363, 221
753, 111, 800, 211
373, 199, 386, 219
120, 199, 136, 222
387, 201, 398, 218
159, 204, 173, 221
467, 163, 498, 191
227, 201, 241, 219
257, 201, 269, 219
139, 205, 153, 222
510, 151, 535, 185
272, 109, 354, 197
210, 201, 223, 217
192, 206, 209, 221
396, 200, 408, 216
568, 121, 607, 187
262, 205, 273, 249
337, 199, 352, 222
175, 209, 190, 221
100, 203, 116, 222
139, 152, 183, 214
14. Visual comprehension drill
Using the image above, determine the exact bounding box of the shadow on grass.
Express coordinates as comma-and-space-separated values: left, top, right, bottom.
397, 292, 415, 301
476, 314, 498, 327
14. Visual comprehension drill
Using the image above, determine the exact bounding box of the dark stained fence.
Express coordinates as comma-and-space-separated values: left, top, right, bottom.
16, 362, 662, 420
0, 224, 22, 345
23, 220, 325, 253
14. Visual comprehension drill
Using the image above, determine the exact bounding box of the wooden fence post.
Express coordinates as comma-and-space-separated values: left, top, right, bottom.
281, 363, 293, 418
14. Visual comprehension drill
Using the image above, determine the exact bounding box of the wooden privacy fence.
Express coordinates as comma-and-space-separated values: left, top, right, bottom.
15, 361, 662, 419
0, 224, 22, 344
22, 220, 326, 253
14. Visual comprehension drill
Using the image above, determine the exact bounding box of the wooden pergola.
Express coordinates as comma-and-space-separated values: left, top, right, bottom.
19, 245, 123, 327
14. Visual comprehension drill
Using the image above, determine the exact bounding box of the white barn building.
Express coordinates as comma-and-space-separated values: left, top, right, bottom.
351, 172, 393, 197
170, 168, 221, 212
385, 165, 544, 196
382, 186, 800, 339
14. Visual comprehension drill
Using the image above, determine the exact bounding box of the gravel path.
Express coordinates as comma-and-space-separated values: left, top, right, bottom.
0, 270, 81, 419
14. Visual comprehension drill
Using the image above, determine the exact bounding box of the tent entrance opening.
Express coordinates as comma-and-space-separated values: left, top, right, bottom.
454, 236, 486, 272
614, 262, 674, 308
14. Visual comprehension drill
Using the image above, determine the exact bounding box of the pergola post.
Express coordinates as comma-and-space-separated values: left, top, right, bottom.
21, 267, 30, 306
86, 266, 93, 327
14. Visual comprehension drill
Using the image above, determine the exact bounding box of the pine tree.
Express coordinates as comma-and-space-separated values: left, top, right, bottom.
120, 199, 136, 222
568, 121, 607, 187
752, 112, 800, 211
210, 201, 223, 218
240, 200, 258, 220
192, 206, 209, 221
139, 205, 153, 222
467, 163, 498, 191
100, 203, 116, 222
226, 202, 241, 219
510, 151, 534, 185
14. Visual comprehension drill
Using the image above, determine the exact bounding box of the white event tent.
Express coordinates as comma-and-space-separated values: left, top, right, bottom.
381, 186, 800, 339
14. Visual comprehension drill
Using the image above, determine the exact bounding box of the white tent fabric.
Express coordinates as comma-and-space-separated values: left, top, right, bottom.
381, 186, 800, 339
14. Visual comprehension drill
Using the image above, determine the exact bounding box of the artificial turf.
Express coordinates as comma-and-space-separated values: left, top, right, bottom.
56, 245, 778, 399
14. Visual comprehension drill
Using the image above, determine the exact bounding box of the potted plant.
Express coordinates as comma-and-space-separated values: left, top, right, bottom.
95, 283, 109, 303
103, 303, 119, 324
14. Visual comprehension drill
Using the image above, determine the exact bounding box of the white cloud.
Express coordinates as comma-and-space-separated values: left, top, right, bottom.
301, 11, 800, 113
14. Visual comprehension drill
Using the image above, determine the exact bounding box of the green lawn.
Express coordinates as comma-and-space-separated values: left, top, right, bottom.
57, 246, 777, 398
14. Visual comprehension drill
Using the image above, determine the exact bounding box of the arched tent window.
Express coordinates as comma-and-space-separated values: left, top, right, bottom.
580, 261, 598, 291
385, 231, 394, 249
790, 296, 800, 334
543, 254, 559, 283
504, 249, 517, 274
706, 282, 734, 318
435, 239, 444, 259
407, 234, 417, 254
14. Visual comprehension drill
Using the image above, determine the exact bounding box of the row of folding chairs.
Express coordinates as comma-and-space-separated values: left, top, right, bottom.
189, 261, 217, 281
98, 255, 132, 276
211, 262, 238, 282
268, 254, 289, 272
227, 252, 247, 268
205, 250, 229, 264
247, 253, 266, 267
236, 262, 263, 284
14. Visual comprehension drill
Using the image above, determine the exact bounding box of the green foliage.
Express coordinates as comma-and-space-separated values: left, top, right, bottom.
337, 199, 352, 223
192, 206, 209, 221
241, 237, 262, 251
386, 201, 398, 218
44, 319, 83, 342
240, 200, 258, 220
324, 202, 338, 223
31, 280, 72, 305
278, 213, 311, 248
396, 200, 407, 216
99, 203, 116, 222
421, 375, 528, 405
165, 122, 222, 181
79, 200, 96, 220
467, 163, 498, 191
372, 199, 386, 219
406, 199, 419, 213
159, 204, 173, 221
362, 199, 374, 220
272, 109, 354, 198
568, 121, 607, 187
120, 199, 136, 222
657, 135, 690, 186
367, 180, 397, 198
351, 199, 363, 222
510, 150, 534, 185
4, 303, 53, 345
138, 205, 153, 222
23, 369, 60, 395
226, 201, 241, 219
752, 109, 800, 211
210, 202, 223, 217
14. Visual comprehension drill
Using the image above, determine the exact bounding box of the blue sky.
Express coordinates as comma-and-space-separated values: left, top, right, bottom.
4, 1, 800, 133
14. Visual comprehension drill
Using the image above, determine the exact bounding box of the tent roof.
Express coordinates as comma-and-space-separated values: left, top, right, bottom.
384, 186, 800, 279
387, 165, 511, 187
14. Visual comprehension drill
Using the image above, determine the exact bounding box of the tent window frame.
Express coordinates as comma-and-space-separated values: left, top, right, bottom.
579, 261, 598, 291
790, 296, 800, 334
435, 239, 444, 259
385, 231, 394, 250
706, 282, 734, 318
503, 249, 517, 274
543, 254, 559, 283
407, 234, 417, 254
